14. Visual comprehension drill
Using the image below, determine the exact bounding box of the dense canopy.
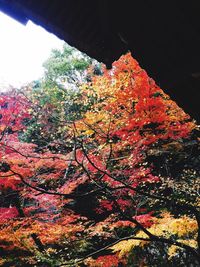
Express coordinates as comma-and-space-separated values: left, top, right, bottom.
0, 52, 199, 266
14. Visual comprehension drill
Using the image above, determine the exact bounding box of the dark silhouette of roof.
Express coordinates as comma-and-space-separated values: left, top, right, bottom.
0, 0, 199, 122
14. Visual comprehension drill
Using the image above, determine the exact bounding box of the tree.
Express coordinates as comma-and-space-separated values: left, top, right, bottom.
0, 53, 199, 266
42, 43, 100, 88
20, 44, 102, 152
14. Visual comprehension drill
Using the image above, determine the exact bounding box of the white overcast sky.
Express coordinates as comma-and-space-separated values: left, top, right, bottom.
0, 11, 64, 89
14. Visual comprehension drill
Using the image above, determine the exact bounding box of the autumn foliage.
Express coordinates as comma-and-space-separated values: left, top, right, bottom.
0, 53, 199, 266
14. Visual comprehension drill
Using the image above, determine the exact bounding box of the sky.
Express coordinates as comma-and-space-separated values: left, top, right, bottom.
0, 11, 64, 89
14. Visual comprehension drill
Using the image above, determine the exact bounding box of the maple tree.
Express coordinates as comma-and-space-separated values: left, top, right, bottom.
0, 53, 199, 266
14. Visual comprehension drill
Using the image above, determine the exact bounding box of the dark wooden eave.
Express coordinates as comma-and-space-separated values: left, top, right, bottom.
0, 0, 199, 122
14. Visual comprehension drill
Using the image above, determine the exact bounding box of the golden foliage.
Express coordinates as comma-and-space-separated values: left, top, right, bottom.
112, 212, 198, 257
